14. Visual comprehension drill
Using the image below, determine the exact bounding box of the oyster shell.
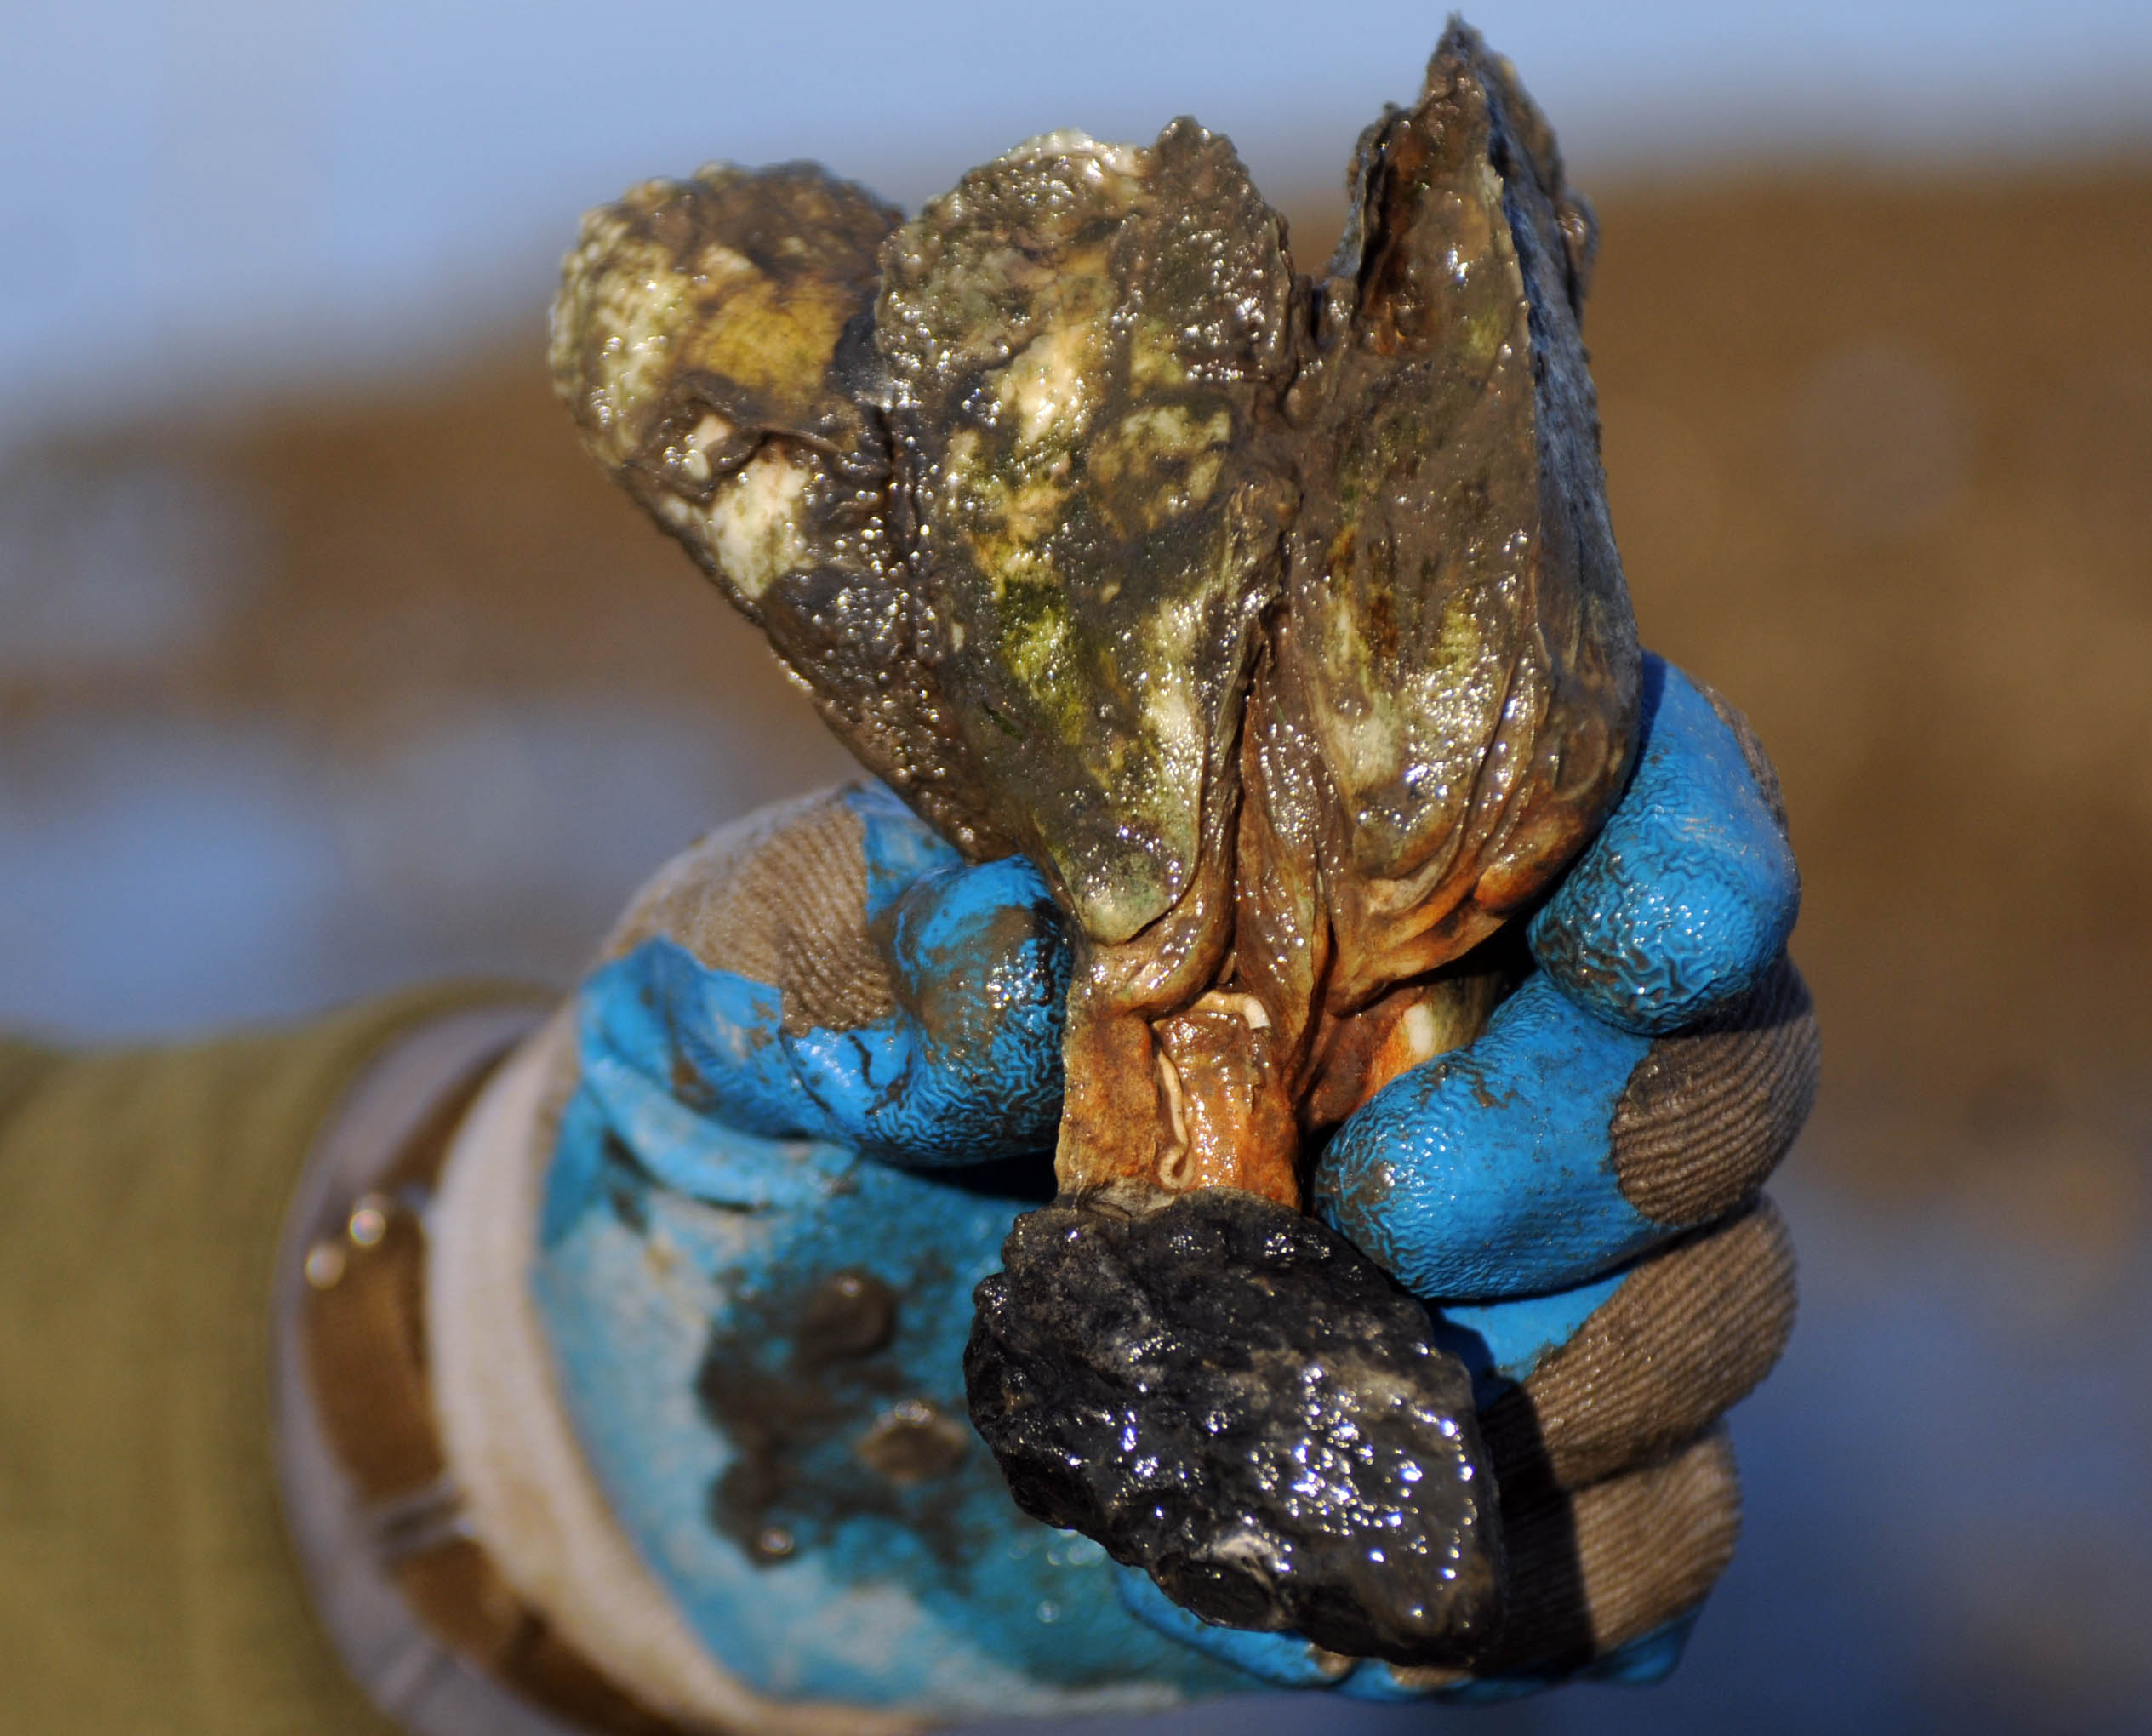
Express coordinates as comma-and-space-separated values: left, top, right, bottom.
552, 21, 1639, 1209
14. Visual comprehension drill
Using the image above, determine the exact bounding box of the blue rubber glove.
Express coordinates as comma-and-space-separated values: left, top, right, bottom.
530, 654, 1816, 1722
533, 782, 1247, 1722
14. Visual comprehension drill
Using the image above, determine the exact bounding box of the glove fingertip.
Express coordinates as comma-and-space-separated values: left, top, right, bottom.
1314, 975, 1661, 1299
1530, 656, 1799, 1036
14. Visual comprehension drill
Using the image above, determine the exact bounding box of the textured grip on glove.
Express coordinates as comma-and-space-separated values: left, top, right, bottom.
1612, 959, 1820, 1226
1479, 1196, 1796, 1491
603, 791, 901, 1036
1484, 1426, 1743, 1675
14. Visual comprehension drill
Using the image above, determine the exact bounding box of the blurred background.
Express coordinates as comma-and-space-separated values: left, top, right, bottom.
3, 2, 2149, 1730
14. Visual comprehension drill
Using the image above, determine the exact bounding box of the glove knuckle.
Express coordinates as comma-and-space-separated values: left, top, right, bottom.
1484, 1426, 1740, 1677
1480, 1196, 1795, 1492
1611, 953, 1821, 1225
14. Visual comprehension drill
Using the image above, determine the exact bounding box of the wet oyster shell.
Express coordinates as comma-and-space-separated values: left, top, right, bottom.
550, 161, 1011, 859
551, 21, 1638, 1208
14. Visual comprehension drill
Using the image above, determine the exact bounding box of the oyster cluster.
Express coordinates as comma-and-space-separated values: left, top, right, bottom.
551, 22, 1639, 1214
554, 20, 1646, 1665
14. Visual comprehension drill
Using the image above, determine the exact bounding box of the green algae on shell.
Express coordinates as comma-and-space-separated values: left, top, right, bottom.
876, 120, 1299, 952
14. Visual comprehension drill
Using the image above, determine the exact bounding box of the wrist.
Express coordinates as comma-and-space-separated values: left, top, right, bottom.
425, 1012, 926, 1736
272, 999, 668, 1736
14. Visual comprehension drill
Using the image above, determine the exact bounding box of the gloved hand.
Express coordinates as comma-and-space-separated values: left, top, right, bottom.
1119, 654, 1816, 1701
532, 780, 1242, 1721
528, 654, 1816, 1722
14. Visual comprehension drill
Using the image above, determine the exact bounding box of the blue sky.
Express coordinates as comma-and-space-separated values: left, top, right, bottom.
3, 0, 2148, 441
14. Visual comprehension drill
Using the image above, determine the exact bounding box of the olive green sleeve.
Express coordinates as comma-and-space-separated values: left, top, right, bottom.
0, 985, 538, 1736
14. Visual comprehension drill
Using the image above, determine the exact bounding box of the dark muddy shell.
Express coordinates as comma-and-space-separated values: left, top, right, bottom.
965, 1191, 1504, 1664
